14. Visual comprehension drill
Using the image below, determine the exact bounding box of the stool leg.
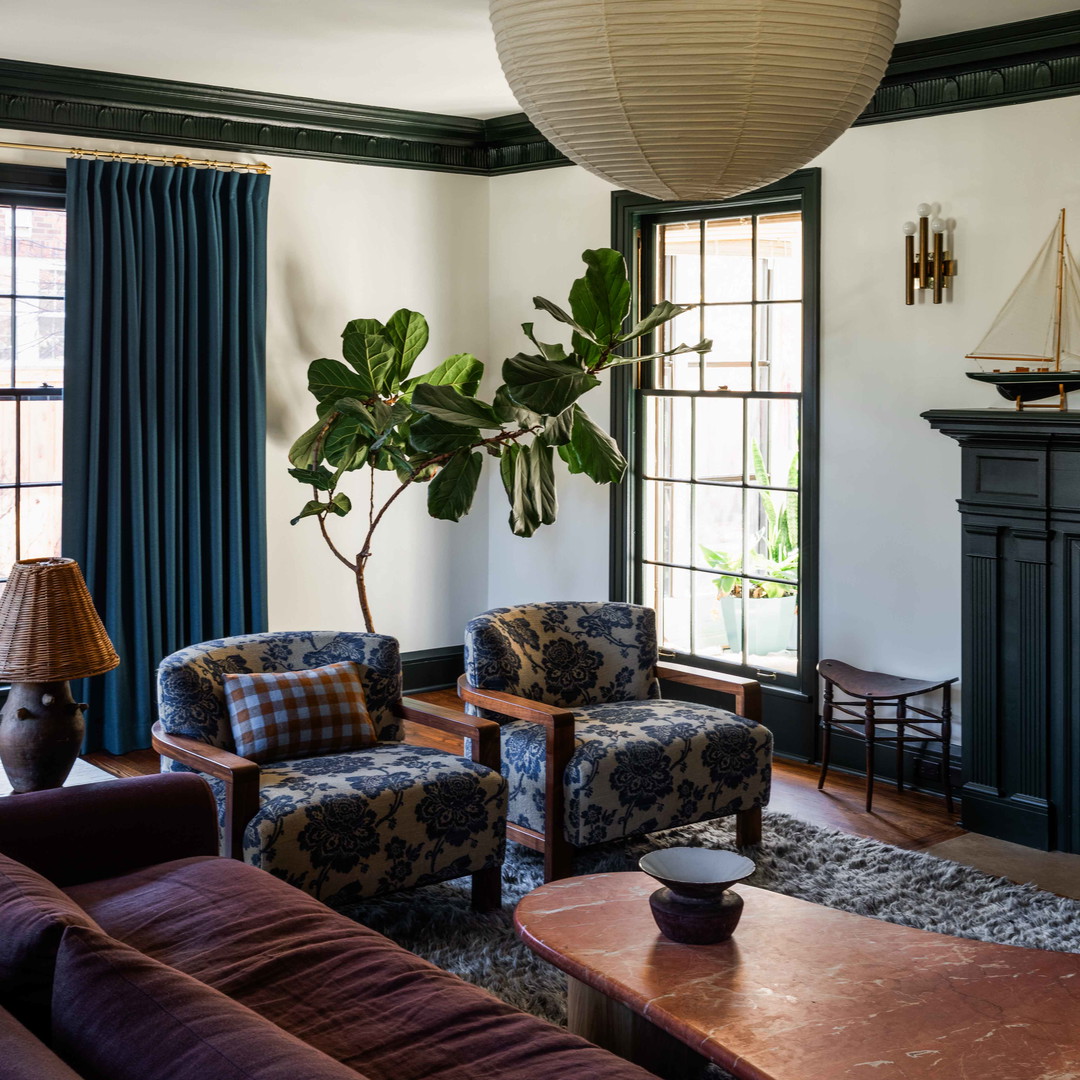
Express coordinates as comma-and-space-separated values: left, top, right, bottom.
942, 683, 954, 816
865, 699, 876, 813
896, 698, 906, 795
817, 679, 834, 791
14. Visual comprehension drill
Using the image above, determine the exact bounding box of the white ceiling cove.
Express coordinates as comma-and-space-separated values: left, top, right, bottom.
2, 0, 1077, 119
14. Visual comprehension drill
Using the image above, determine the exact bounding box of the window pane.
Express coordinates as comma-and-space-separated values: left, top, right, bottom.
644, 563, 692, 655
746, 399, 799, 488
642, 481, 691, 566
757, 212, 802, 301
0, 306, 11, 388
695, 398, 743, 482
14, 208, 65, 297
746, 587, 799, 674
20, 397, 63, 483
18, 484, 62, 560
745, 487, 799, 587
0, 488, 15, 579
704, 216, 752, 303
702, 305, 752, 392
0, 398, 15, 483
0, 207, 11, 295
14, 298, 64, 387
756, 302, 802, 393
644, 396, 691, 479
693, 570, 742, 665
658, 221, 701, 305
694, 485, 742, 571
656, 307, 702, 389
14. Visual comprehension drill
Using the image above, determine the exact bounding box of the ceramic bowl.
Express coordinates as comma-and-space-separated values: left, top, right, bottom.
638, 847, 755, 900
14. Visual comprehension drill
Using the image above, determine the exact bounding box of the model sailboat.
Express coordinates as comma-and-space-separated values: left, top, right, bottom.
967, 209, 1080, 410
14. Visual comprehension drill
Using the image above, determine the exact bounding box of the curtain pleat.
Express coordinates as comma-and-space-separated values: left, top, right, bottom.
63, 159, 269, 754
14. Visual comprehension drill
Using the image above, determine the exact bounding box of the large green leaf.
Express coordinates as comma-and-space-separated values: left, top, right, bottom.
568, 248, 630, 347
384, 309, 429, 384
501, 442, 558, 537
288, 415, 333, 468
572, 330, 602, 369
493, 385, 542, 429
341, 326, 397, 396
427, 450, 482, 521
410, 383, 504, 429
402, 353, 484, 399
621, 300, 691, 344
328, 492, 352, 517
289, 499, 324, 526
521, 322, 568, 364
503, 353, 600, 416
287, 465, 335, 491
308, 358, 373, 403
530, 442, 558, 525
539, 406, 574, 446
532, 296, 598, 343
409, 414, 481, 455
557, 405, 627, 484
324, 418, 368, 470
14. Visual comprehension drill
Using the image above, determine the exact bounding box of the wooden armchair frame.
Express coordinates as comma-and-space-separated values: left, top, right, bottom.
151, 695, 504, 911
457, 665, 763, 883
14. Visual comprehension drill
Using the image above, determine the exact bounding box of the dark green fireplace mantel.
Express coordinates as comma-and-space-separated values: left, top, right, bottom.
924, 408, 1080, 852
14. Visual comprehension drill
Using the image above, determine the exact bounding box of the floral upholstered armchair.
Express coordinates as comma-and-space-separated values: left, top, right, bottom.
153, 631, 506, 910
460, 602, 772, 881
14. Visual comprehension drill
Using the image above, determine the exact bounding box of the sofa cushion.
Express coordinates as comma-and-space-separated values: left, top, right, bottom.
67, 856, 658, 1080
51, 925, 369, 1080
224, 661, 376, 763
0, 1004, 84, 1080
0, 853, 100, 1034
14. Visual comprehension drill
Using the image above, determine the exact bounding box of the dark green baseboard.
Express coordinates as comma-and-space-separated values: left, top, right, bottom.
400, 646, 464, 695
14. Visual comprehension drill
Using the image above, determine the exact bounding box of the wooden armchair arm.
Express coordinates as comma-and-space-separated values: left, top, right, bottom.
396, 697, 501, 770
655, 663, 762, 723
151, 722, 260, 861
456, 677, 575, 731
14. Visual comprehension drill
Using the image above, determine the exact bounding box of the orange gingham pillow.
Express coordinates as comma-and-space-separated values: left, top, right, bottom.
222, 661, 377, 763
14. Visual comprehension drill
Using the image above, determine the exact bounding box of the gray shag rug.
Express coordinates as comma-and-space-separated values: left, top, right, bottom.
337, 810, 1080, 1038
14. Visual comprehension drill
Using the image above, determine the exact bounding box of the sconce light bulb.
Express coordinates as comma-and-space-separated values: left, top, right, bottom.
916, 203, 931, 217
931, 218, 946, 233
902, 221, 917, 236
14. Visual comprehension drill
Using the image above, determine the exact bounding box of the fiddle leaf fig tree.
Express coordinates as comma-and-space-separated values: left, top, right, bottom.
288, 248, 710, 632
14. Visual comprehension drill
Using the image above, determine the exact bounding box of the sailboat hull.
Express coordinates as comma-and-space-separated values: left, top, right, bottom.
966, 370, 1080, 402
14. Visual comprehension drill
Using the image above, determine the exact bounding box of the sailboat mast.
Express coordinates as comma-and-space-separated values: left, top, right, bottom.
1054, 207, 1066, 372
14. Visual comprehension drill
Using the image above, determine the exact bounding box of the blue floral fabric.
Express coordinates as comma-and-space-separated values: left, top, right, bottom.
464, 602, 660, 708
250, 745, 505, 905
500, 699, 771, 846
156, 632, 506, 901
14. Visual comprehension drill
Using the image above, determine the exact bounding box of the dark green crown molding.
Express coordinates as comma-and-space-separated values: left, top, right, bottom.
2, 11, 1080, 176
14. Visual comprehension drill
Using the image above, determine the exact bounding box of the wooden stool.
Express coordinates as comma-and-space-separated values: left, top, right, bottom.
816, 660, 957, 814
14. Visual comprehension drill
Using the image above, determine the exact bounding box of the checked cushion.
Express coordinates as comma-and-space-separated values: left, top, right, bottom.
224, 661, 376, 764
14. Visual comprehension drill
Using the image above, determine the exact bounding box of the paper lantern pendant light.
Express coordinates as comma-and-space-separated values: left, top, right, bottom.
489, 0, 901, 201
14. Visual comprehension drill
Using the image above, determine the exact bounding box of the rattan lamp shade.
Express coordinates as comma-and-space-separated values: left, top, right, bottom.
0, 558, 119, 681
489, 0, 901, 201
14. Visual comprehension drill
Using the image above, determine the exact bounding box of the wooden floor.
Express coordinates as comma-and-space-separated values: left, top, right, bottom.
89, 688, 965, 853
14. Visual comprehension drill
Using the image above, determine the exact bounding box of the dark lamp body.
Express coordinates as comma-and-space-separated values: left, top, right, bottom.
0, 681, 87, 792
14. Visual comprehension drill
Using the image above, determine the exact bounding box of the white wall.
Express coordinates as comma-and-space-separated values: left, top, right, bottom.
482, 95, 1080, 729
0, 130, 492, 649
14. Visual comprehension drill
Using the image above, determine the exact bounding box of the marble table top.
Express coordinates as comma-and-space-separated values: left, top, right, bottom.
515, 872, 1080, 1080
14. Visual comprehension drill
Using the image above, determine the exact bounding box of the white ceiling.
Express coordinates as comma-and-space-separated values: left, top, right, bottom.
3, 0, 1078, 119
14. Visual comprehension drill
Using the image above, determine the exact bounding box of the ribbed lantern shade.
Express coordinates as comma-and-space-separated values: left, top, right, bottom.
0, 558, 119, 681
489, 0, 901, 201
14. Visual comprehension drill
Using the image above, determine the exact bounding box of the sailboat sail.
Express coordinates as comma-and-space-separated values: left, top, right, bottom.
967, 220, 1062, 363
1060, 241, 1080, 368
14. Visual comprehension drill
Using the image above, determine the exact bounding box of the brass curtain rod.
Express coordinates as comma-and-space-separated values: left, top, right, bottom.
0, 140, 270, 173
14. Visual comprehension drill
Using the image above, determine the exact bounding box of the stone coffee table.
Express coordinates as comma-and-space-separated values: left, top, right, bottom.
514, 872, 1080, 1080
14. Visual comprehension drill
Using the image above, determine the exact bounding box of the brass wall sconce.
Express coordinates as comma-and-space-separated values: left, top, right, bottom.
903, 203, 957, 305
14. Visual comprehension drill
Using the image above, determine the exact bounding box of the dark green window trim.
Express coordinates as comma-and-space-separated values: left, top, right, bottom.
610, 170, 820, 752
2, 12, 1080, 176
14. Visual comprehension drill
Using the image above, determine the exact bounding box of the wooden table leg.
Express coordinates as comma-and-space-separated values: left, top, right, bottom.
567, 977, 712, 1080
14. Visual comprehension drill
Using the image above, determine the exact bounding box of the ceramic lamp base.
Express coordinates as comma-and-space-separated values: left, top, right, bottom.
0, 681, 86, 793
649, 886, 744, 945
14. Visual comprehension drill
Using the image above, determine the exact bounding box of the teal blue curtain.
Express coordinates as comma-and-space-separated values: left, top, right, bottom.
63, 159, 269, 754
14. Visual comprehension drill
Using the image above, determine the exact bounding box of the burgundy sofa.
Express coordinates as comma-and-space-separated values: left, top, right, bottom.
0, 773, 658, 1080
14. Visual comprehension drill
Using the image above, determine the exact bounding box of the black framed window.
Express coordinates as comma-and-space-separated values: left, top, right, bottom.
611, 170, 820, 744
0, 164, 66, 584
